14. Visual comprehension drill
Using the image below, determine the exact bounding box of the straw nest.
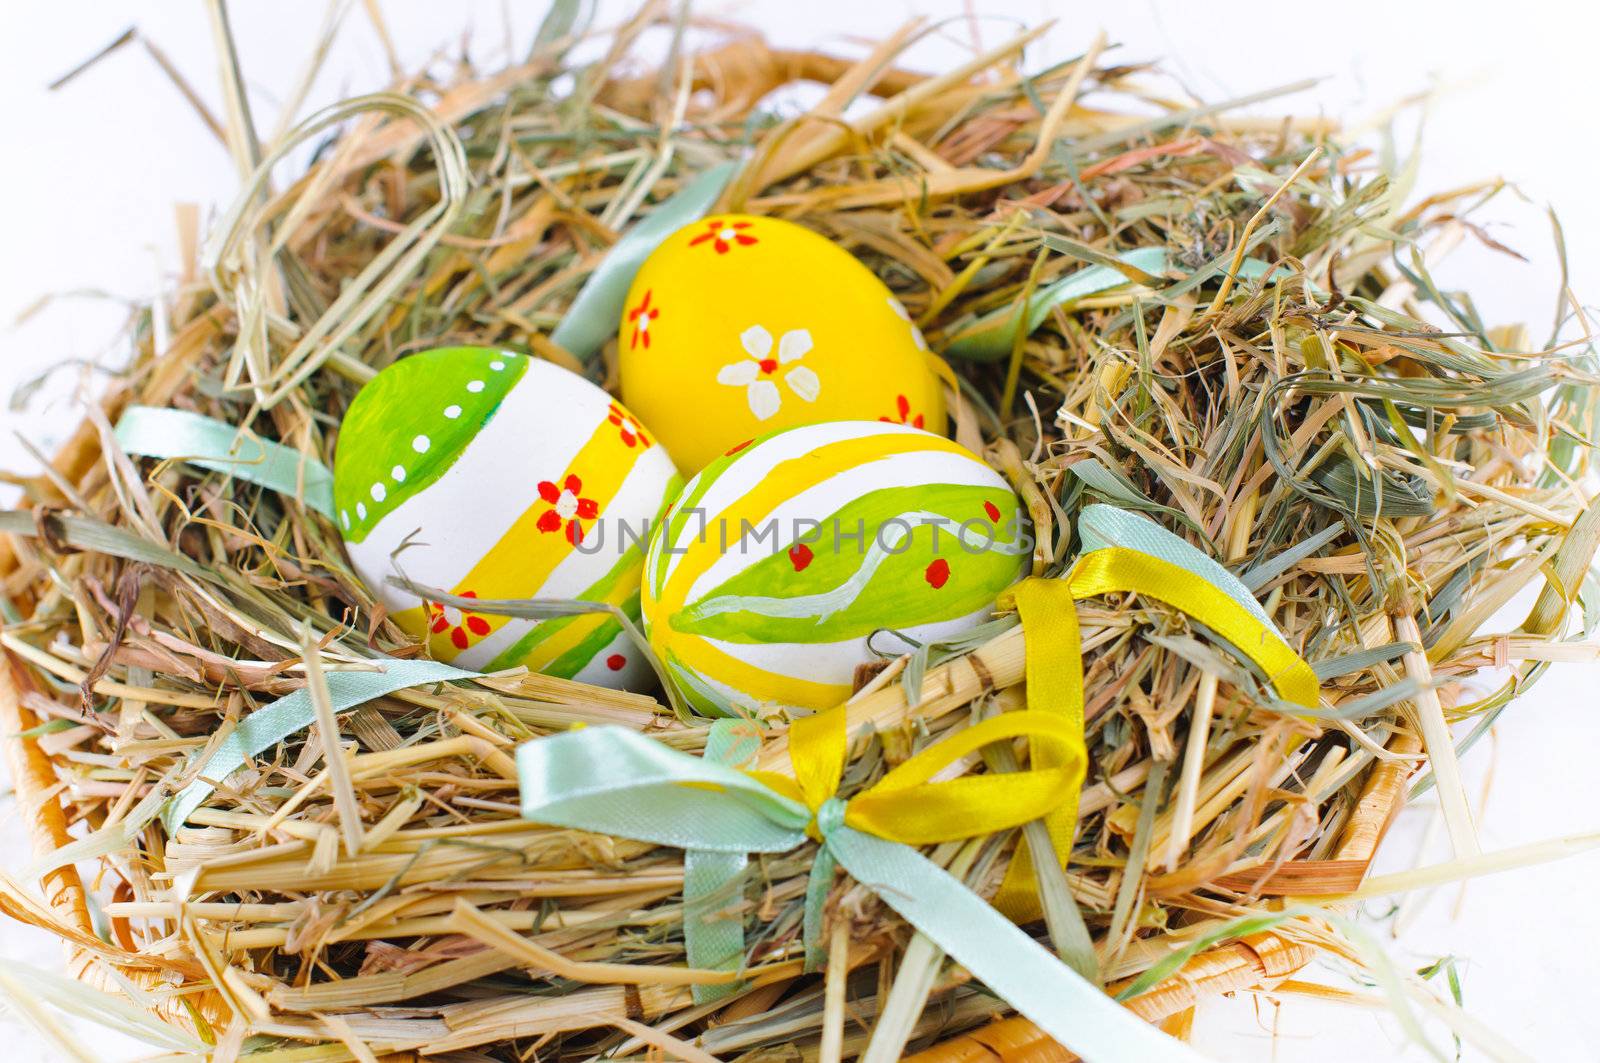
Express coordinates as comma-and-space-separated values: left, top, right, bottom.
2, 6, 1597, 1061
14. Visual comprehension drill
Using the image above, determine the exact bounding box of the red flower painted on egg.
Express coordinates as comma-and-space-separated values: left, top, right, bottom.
608, 403, 650, 448
536, 474, 599, 545
879, 393, 925, 429
689, 218, 757, 255
627, 289, 660, 349
428, 591, 492, 650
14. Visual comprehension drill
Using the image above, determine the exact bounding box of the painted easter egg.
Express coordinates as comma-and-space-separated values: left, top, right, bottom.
333, 347, 680, 689
641, 421, 1029, 715
618, 214, 947, 472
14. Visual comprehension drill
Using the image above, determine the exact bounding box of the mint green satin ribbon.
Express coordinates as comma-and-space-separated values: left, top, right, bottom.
944, 248, 1170, 362
943, 249, 1292, 362
1078, 503, 1271, 627
517, 726, 1210, 1063
684, 718, 762, 1004
114, 405, 336, 517
161, 659, 477, 832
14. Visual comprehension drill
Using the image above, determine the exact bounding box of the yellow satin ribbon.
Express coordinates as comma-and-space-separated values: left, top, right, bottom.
752, 705, 1087, 847
753, 545, 1320, 926
992, 550, 1320, 920
992, 577, 1090, 920
1068, 548, 1319, 709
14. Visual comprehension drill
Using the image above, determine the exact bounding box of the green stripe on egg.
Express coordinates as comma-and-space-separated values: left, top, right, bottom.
672, 482, 1026, 644
545, 594, 643, 679
333, 347, 526, 542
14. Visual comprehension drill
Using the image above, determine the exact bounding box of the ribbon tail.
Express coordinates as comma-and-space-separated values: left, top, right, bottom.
684, 849, 747, 1005
995, 577, 1087, 922
115, 405, 336, 517
684, 719, 762, 1004
828, 826, 1212, 1063
802, 843, 837, 973
162, 660, 480, 832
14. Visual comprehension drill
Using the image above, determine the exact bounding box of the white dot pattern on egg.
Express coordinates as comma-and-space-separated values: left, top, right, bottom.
334, 347, 681, 690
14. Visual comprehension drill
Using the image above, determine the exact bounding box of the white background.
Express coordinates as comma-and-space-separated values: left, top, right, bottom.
1, 2, 1597, 1060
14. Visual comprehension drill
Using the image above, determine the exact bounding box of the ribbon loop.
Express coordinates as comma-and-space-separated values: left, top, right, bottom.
781, 700, 1088, 850
994, 505, 1320, 918
1067, 546, 1318, 708
517, 726, 808, 853
848, 723, 1085, 848
789, 704, 848, 814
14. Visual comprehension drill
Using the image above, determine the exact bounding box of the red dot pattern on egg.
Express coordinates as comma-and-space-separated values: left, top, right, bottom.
789, 543, 814, 571
606, 654, 626, 671
925, 558, 950, 589
983, 500, 1001, 522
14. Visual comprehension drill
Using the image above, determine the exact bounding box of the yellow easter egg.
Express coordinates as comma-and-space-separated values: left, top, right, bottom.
619, 214, 945, 472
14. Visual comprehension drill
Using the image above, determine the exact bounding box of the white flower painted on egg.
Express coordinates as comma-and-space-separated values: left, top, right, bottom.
716, 325, 820, 421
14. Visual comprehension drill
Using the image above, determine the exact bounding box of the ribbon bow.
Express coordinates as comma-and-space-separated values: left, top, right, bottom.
756, 698, 1087, 971
518, 704, 1207, 1063
517, 504, 1320, 1061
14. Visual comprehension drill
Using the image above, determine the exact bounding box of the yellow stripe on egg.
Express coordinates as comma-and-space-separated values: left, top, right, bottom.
394, 417, 645, 661
667, 628, 853, 710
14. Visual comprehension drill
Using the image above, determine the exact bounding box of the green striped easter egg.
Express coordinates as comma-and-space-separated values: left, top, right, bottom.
641, 421, 1030, 715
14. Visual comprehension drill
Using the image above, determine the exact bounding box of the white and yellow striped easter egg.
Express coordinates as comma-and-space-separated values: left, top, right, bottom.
641, 421, 1029, 715
334, 347, 680, 689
